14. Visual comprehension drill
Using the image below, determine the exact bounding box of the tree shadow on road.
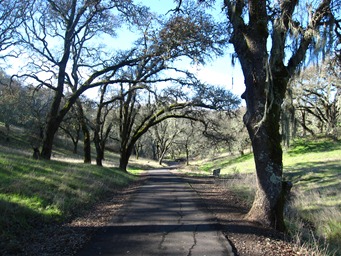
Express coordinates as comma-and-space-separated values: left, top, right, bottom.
183, 175, 300, 256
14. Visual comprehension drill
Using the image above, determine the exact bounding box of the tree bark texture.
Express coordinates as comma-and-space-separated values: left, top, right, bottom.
82, 128, 92, 164
229, 0, 287, 230
94, 135, 104, 167
240, 58, 288, 231
224, 0, 331, 231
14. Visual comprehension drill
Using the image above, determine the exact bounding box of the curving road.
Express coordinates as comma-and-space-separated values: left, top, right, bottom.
77, 169, 234, 256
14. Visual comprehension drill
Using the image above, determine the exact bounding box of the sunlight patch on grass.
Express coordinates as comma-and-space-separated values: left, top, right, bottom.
188, 138, 341, 255
0, 193, 62, 218
281, 139, 341, 252
197, 153, 255, 175
287, 139, 340, 155
0, 149, 139, 250
128, 157, 162, 174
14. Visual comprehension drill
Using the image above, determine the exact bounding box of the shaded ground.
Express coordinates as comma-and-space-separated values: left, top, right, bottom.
13, 168, 314, 256
184, 175, 314, 256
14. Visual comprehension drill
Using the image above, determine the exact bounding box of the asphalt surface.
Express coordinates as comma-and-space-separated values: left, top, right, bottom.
77, 169, 234, 256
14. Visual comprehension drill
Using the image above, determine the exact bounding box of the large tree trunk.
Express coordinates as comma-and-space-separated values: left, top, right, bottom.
40, 96, 81, 160
224, 0, 331, 231
240, 64, 287, 231
243, 95, 285, 230
95, 150, 103, 166
40, 123, 57, 159
228, 0, 288, 229
40, 33, 70, 159
158, 147, 168, 165
119, 129, 137, 171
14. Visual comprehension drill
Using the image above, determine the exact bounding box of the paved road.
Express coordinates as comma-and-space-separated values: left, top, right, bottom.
77, 169, 234, 256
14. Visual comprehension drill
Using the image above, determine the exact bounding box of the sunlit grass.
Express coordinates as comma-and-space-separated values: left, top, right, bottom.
186, 137, 341, 255
0, 122, 163, 255
196, 152, 255, 174
0, 148, 139, 253
128, 157, 162, 174
279, 139, 340, 253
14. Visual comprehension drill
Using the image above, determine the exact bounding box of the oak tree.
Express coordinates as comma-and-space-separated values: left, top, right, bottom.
14, 0, 150, 160
182, 0, 338, 230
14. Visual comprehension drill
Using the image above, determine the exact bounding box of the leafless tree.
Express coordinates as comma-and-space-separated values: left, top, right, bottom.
13, 0, 151, 159
0, 0, 28, 58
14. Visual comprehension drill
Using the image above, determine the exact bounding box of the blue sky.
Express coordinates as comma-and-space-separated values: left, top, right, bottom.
146, 0, 246, 98
112, 0, 245, 99
3, 0, 245, 100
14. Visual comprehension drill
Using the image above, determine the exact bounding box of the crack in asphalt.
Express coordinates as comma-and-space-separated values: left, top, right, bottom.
157, 223, 184, 251
158, 231, 167, 251
187, 225, 198, 256
158, 195, 184, 251
177, 201, 184, 223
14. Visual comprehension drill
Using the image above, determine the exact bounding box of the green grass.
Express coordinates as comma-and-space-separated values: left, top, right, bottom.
187, 137, 341, 255
282, 139, 341, 254
198, 153, 255, 174
0, 148, 139, 253
0, 122, 162, 254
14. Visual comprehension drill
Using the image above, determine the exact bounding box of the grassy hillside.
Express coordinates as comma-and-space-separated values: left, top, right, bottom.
0, 123, 157, 254
0, 150, 142, 253
187, 138, 341, 255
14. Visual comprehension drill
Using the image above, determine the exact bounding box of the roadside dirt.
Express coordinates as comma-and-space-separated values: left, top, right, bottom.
185, 176, 313, 256
14, 172, 313, 256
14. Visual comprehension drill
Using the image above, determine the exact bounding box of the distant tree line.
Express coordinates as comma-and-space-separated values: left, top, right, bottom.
0, 68, 243, 165
282, 59, 340, 145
